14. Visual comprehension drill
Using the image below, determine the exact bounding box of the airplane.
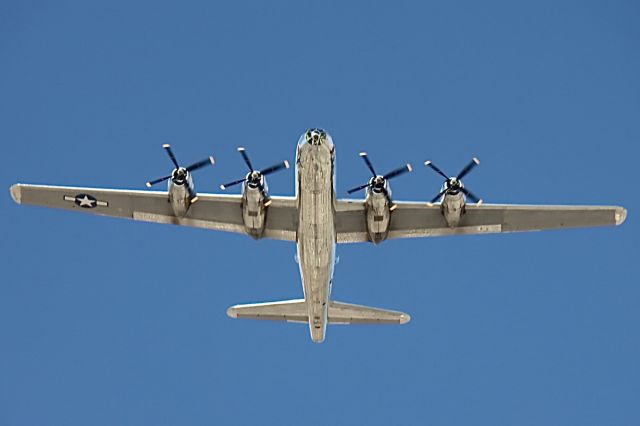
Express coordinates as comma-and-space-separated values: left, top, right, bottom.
9, 129, 627, 343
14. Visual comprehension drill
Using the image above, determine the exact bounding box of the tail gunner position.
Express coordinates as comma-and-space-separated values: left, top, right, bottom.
9, 128, 627, 343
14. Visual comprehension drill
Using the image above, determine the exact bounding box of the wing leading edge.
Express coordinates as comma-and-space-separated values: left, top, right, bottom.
10, 184, 298, 241
335, 199, 626, 243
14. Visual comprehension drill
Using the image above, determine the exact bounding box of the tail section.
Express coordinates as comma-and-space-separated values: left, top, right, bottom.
227, 299, 410, 342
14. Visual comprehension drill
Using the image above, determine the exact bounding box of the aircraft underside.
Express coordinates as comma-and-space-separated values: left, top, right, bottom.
9, 128, 627, 343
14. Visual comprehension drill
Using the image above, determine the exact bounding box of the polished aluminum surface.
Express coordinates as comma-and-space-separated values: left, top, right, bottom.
441, 191, 465, 227
9, 129, 628, 344
295, 131, 336, 342
242, 185, 267, 238
364, 190, 391, 243
167, 174, 195, 217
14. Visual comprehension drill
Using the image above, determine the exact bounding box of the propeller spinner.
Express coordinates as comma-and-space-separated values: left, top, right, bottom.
220, 147, 289, 193
347, 152, 412, 211
146, 144, 215, 188
424, 157, 482, 205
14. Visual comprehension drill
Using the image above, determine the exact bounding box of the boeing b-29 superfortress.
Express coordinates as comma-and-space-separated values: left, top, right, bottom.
10, 129, 627, 342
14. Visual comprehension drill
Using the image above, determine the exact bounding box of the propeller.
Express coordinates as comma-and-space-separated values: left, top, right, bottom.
347, 152, 412, 210
220, 147, 290, 202
146, 144, 215, 188
424, 157, 482, 205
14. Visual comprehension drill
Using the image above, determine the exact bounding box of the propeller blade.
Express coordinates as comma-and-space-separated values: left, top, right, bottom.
346, 182, 371, 194
219, 178, 247, 190
424, 160, 449, 180
260, 160, 290, 176
146, 175, 172, 187
237, 147, 254, 172
456, 157, 480, 180
162, 144, 180, 169
359, 152, 377, 176
429, 188, 448, 204
185, 156, 215, 172
384, 164, 413, 180
460, 187, 482, 204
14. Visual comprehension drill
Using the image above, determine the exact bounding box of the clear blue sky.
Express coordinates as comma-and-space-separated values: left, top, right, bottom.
1, 1, 638, 425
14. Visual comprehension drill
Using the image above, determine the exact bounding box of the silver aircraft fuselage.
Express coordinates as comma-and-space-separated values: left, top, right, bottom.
295, 129, 336, 343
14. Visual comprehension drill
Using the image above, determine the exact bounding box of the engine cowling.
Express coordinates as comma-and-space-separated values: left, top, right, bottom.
145, 144, 215, 217
218, 147, 290, 238
241, 175, 269, 238
424, 157, 482, 227
168, 170, 197, 217
441, 191, 465, 227
365, 190, 391, 244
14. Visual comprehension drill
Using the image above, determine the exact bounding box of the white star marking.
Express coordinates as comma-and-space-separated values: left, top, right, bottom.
77, 195, 96, 207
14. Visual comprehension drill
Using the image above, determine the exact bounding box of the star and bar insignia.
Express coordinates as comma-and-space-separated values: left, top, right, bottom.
64, 194, 108, 208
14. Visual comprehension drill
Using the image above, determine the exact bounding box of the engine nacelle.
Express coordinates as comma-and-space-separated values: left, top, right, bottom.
365, 190, 391, 244
441, 191, 465, 227
168, 172, 196, 217
242, 178, 269, 238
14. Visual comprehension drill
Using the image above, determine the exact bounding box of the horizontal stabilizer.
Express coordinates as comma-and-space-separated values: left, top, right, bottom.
227, 299, 308, 323
328, 301, 410, 324
227, 299, 410, 325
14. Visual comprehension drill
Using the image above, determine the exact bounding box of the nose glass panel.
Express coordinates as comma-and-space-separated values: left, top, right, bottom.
297, 129, 334, 154
300, 128, 326, 146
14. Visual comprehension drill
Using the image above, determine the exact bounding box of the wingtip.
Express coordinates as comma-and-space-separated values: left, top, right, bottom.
407, 163, 413, 172
219, 184, 226, 191
145, 182, 152, 188
284, 160, 290, 169
162, 143, 171, 149
226, 306, 238, 319
424, 160, 431, 166
399, 313, 411, 324
473, 157, 480, 165
209, 156, 215, 165
10, 184, 21, 204
359, 152, 367, 157
237, 147, 245, 152
615, 207, 627, 226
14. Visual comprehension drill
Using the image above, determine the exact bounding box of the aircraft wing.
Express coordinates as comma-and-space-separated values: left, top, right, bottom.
10, 184, 298, 241
335, 199, 627, 243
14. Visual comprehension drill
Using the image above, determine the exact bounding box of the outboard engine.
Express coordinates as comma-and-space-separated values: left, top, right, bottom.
145, 144, 215, 217
424, 158, 482, 227
167, 167, 196, 217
